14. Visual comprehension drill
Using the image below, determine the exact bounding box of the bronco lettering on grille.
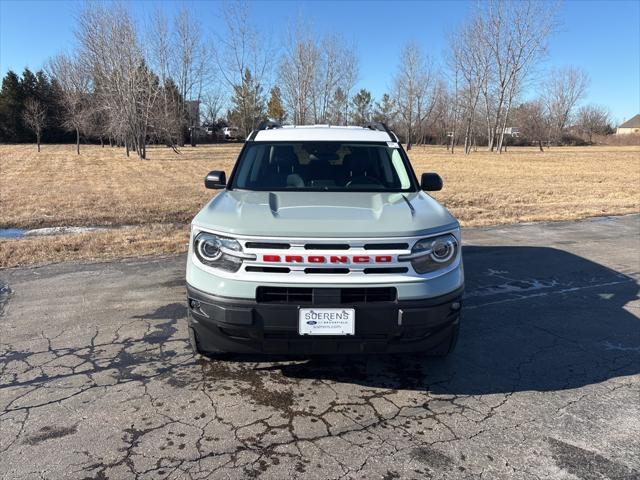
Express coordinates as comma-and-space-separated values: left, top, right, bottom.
263, 255, 392, 264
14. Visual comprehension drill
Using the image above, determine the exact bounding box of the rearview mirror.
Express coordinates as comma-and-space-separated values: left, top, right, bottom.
420, 172, 443, 191
204, 170, 226, 189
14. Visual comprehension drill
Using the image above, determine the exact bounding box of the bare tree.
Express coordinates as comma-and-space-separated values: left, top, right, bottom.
430, 84, 455, 145
472, 0, 558, 153
77, 3, 160, 159
311, 32, 335, 124
512, 99, 550, 151
279, 21, 318, 125
48, 53, 91, 155
544, 66, 590, 143
148, 8, 182, 148
201, 90, 225, 127
148, 9, 173, 81
450, 16, 491, 154
22, 98, 47, 152
313, 34, 358, 124
213, 1, 273, 136
336, 46, 358, 125
577, 104, 611, 143
448, 68, 461, 153
277, 17, 359, 126
415, 67, 439, 146
392, 41, 432, 150
173, 8, 208, 146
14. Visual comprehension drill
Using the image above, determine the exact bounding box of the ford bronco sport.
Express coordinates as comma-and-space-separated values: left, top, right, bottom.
186, 122, 463, 356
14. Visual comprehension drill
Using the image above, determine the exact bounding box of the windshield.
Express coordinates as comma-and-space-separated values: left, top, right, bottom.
229, 142, 417, 192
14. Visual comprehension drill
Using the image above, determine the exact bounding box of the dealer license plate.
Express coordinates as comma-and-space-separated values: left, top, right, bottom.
298, 308, 355, 336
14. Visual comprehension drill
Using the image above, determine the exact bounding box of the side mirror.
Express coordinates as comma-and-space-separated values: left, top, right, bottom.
204, 170, 226, 189
420, 172, 443, 191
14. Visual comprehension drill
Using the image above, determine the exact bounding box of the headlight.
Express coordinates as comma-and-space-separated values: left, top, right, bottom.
193, 232, 254, 272
399, 233, 459, 274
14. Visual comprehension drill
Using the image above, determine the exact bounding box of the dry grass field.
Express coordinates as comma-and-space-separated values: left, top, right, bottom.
1, 143, 639, 268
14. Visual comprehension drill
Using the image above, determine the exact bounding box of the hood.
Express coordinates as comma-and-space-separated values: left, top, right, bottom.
192, 190, 458, 238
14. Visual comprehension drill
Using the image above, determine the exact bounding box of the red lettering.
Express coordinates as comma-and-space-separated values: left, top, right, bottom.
353, 256, 370, 263
329, 256, 349, 263
264, 254, 391, 264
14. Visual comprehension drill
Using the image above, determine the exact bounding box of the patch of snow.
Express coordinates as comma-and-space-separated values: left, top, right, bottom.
23, 226, 107, 237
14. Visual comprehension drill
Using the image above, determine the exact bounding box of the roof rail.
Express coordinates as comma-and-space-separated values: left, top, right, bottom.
247, 120, 282, 141
363, 122, 399, 142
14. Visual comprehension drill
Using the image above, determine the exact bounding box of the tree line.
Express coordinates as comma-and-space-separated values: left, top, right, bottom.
0, 69, 76, 149
0, 0, 615, 158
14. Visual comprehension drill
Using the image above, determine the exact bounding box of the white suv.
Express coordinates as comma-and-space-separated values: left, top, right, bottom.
186, 122, 463, 356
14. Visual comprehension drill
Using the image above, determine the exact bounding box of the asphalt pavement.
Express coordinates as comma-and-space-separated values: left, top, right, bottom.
1, 215, 639, 479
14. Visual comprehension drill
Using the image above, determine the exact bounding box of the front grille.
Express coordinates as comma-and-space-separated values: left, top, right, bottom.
245, 242, 290, 249
245, 262, 406, 275
340, 287, 397, 303
298, 243, 408, 250
257, 287, 313, 304
241, 236, 417, 277
256, 287, 397, 304
245, 266, 291, 273
363, 267, 408, 274
304, 243, 350, 250
304, 268, 350, 274
363, 243, 409, 250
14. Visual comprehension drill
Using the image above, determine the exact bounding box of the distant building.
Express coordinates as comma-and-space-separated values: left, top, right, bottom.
616, 114, 640, 135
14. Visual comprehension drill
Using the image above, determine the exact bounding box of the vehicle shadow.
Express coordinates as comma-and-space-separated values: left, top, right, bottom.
252, 246, 640, 395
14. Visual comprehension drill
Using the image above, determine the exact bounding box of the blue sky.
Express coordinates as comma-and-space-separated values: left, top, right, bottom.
1, 0, 638, 123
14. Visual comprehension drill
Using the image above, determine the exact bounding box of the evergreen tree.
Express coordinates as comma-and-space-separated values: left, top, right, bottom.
351, 89, 373, 125
34, 70, 51, 102
328, 88, 347, 125
0, 70, 26, 142
267, 86, 286, 123
228, 69, 266, 137
47, 78, 73, 143
373, 93, 396, 125
0, 69, 71, 143
35, 71, 69, 142
20, 68, 38, 98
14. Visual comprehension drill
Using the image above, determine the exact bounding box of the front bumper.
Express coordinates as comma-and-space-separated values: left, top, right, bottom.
186, 284, 463, 355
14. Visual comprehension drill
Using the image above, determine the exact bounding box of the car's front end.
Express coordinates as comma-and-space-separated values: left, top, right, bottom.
186, 124, 464, 356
